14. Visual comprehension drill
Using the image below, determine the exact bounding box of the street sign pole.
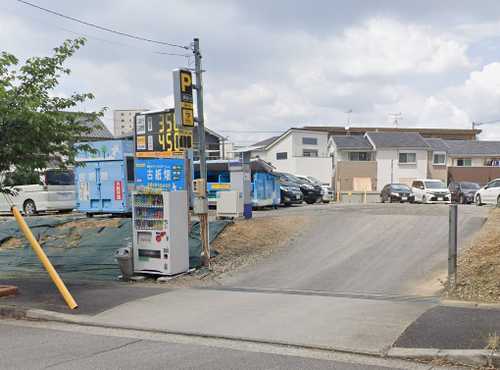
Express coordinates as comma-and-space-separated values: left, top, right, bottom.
193, 37, 210, 267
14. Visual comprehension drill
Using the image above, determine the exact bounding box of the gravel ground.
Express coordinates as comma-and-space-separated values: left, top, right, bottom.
446, 207, 500, 303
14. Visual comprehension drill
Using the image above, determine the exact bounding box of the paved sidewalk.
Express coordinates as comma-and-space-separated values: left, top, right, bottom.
86, 288, 432, 354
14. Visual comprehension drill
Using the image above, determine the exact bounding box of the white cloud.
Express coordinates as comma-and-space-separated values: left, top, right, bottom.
4, 1, 499, 142
290, 18, 471, 80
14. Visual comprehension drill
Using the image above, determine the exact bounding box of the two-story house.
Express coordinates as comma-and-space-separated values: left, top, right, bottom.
248, 129, 332, 184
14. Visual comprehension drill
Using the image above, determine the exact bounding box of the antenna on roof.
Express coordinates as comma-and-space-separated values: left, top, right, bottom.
389, 112, 403, 128
345, 109, 352, 136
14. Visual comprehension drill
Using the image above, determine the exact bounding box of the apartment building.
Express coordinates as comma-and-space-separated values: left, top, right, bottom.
113, 109, 147, 136
426, 138, 500, 185
330, 132, 430, 192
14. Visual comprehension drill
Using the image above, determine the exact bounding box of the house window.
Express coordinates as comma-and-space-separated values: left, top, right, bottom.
456, 158, 472, 167
276, 152, 288, 160
485, 158, 500, 167
348, 152, 371, 161
399, 152, 416, 164
302, 137, 318, 145
303, 149, 318, 157
433, 152, 446, 165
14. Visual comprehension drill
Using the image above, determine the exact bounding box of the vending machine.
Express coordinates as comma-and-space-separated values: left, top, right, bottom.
132, 190, 189, 275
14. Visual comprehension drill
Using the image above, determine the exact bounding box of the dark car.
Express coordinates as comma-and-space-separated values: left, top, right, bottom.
275, 172, 322, 204
278, 178, 303, 206
448, 181, 480, 204
380, 183, 414, 203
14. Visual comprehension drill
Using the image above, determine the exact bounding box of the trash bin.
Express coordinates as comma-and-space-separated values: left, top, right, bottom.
115, 247, 133, 280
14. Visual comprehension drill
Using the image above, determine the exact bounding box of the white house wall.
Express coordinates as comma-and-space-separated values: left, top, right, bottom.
294, 157, 332, 184
376, 149, 428, 191
250, 130, 332, 183
264, 134, 294, 174
291, 131, 329, 157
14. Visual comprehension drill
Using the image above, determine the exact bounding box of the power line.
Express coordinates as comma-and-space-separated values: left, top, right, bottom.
217, 130, 285, 133
15, 0, 190, 50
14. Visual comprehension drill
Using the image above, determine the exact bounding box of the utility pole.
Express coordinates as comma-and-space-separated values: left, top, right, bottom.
193, 37, 210, 267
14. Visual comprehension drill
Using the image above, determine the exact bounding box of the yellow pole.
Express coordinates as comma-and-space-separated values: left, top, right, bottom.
12, 206, 78, 310
364, 191, 367, 204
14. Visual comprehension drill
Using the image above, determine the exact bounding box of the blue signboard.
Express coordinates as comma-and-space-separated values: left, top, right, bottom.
76, 140, 133, 162
135, 158, 185, 191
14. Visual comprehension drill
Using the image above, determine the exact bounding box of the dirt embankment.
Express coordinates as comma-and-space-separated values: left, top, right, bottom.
446, 208, 500, 303
210, 214, 310, 275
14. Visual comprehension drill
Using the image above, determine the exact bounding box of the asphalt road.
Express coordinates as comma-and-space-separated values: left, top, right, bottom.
0, 321, 439, 370
226, 203, 488, 296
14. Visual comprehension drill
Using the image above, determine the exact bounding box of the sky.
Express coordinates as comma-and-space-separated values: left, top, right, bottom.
3, 0, 500, 144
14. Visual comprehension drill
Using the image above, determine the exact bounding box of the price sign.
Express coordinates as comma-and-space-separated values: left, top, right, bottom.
134, 110, 192, 158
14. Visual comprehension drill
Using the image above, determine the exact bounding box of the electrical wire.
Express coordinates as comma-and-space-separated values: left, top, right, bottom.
217, 130, 285, 133
2, 4, 191, 59
15, 0, 190, 50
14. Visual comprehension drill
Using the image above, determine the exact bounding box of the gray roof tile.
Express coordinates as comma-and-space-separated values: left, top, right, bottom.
444, 140, 500, 156
331, 135, 373, 150
424, 138, 450, 151
366, 131, 430, 149
251, 136, 280, 148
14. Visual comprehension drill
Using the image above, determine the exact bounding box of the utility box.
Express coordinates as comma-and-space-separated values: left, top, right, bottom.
217, 190, 243, 218
75, 140, 134, 215
132, 190, 189, 276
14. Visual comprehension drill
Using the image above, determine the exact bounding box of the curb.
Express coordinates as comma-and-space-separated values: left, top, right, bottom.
388, 347, 500, 368
1, 304, 499, 368
0, 305, 27, 320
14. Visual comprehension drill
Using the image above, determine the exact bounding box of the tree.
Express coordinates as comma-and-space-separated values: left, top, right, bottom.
0, 37, 103, 194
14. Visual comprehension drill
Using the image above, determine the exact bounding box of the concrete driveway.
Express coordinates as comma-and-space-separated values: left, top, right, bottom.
226, 203, 488, 296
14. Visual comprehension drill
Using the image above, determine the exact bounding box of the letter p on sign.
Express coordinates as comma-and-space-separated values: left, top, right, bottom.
181, 71, 192, 93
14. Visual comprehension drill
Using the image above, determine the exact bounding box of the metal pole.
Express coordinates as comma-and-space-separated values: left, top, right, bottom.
448, 204, 458, 287
193, 37, 210, 267
12, 206, 78, 309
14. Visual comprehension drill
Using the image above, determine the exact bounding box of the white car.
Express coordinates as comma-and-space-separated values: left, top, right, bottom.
475, 178, 500, 206
411, 179, 451, 204
0, 169, 76, 215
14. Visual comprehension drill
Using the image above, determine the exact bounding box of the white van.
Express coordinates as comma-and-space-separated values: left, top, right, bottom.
411, 179, 451, 204
0, 169, 76, 215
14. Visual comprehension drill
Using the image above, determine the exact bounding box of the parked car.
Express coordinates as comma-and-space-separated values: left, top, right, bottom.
380, 183, 414, 203
275, 172, 322, 204
448, 181, 480, 204
298, 175, 332, 203
277, 177, 303, 206
0, 169, 76, 215
411, 179, 451, 204
475, 178, 500, 206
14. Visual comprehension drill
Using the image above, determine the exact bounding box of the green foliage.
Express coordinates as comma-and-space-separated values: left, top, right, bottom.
0, 38, 103, 194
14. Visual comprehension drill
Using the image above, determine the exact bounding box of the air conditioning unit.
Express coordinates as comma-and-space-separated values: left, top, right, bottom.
217, 191, 243, 218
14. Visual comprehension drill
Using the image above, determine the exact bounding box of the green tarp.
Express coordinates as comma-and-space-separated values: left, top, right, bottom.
0, 216, 230, 280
